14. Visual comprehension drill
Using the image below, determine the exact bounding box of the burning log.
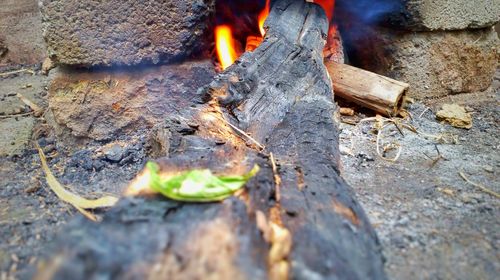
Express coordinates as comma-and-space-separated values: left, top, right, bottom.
38, 1, 386, 279
326, 61, 409, 116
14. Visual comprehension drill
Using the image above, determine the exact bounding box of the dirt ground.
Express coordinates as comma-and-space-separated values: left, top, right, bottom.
0, 67, 498, 279
339, 83, 500, 278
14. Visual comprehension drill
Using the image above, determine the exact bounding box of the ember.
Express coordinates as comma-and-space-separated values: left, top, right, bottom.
215, 0, 337, 69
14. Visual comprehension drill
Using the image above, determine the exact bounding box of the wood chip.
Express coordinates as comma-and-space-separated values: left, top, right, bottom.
270, 152, 282, 202
339, 107, 355, 116
17, 93, 43, 117
436, 104, 472, 129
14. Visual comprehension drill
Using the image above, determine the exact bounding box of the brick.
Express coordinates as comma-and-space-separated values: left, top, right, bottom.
347, 27, 499, 99
392, 0, 500, 31
0, 0, 46, 68
40, 0, 215, 67
47, 61, 215, 141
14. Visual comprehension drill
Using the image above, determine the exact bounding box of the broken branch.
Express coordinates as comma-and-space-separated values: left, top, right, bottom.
325, 61, 409, 116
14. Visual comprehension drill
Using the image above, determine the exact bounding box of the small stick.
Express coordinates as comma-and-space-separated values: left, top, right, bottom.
269, 152, 282, 202
423, 145, 444, 169
0, 112, 34, 119
0, 68, 35, 77
459, 171, 500, 199
340, 118, 357, 126
215, 115, 265, 150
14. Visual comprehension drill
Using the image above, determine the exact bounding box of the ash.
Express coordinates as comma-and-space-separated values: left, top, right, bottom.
0, 70, 498, 279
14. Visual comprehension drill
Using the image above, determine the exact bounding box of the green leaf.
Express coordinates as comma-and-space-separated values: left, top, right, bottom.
147, 162, 259, 202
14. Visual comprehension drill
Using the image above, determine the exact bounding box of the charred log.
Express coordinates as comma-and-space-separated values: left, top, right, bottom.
37, 1, 387, 279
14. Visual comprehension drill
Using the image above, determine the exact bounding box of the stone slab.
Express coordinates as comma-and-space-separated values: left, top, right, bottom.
39, 0, 215, 67
47, 60, 215, 141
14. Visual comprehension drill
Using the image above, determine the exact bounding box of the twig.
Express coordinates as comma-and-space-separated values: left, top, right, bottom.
215, 115, 265, 150
0, 112, 34, 119
269, 152, 282, 202
459, 171, 500, 199
0, 68, 34, 77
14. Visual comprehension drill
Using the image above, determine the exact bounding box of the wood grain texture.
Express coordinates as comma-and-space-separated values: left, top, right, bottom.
326, 61, 409, 116
37, 1, 387, 279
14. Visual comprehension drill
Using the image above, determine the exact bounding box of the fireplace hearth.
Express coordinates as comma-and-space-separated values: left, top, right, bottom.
0, 1, 498, 279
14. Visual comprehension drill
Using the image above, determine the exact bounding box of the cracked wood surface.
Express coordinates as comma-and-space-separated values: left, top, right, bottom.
37, 1, 386, 279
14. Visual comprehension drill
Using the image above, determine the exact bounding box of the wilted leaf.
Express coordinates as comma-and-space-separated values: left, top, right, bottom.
147, 162, 259, 202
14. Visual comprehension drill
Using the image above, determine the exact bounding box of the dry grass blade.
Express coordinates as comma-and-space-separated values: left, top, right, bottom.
423, 145, 445, 169
376, 123, 402, 162
0, 68, 35, 77
0, 112, 34, 119
459, 171, 500, 199
36, 144, 119, 221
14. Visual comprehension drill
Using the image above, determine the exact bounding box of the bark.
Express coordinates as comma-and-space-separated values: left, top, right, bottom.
326, 61, 409, 116
37, 1, 387, 279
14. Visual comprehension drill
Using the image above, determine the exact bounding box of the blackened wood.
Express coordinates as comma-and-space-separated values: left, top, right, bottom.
38, 1, 386, 279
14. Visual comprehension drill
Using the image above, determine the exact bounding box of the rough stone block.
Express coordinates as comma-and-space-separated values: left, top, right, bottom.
47, 61, 215, 141
347, 27, 498, 99
0, 0, 46, 68
0, 117, 35, 157
40, 0, 215, 67
389, 0, 500, 31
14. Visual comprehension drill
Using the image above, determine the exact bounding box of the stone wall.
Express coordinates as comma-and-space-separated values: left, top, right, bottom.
0, 0, 46, 68
40, 0, 216, 67
390, 0, 500, 31
338, 0, 499, 99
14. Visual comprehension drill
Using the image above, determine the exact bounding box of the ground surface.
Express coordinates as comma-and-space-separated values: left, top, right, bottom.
0, 68, 498, 280
339, 82, 500, 279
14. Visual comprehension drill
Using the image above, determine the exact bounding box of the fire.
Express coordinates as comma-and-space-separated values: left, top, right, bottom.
314, 0, 335, 22
215, 0, 336, 70
258, 0, 271, 36
215, 25, 238, 70
216, 0, 270, 69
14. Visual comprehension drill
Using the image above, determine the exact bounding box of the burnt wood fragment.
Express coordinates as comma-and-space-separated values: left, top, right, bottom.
38, 1, 387, 279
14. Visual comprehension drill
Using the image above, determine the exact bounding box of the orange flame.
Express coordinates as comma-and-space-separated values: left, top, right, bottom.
258, 0, 271, 36
215, 25, 238, 70
314, 0, 335, 22
215, 0, 335, 70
